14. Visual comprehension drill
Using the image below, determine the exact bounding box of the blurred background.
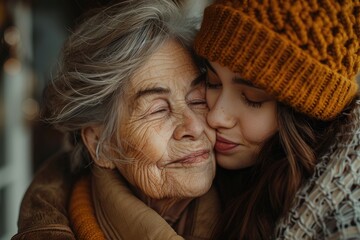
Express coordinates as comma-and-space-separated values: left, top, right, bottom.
0, 0, 112, 239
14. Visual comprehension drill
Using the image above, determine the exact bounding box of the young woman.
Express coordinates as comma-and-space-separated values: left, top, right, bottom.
194, 0, 360, 239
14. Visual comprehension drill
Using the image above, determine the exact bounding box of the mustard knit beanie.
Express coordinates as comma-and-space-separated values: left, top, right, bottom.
194, 0, 360, 120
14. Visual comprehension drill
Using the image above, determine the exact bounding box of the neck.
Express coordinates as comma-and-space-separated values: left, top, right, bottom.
129, 184, 194, 226
91, 166, 187, 239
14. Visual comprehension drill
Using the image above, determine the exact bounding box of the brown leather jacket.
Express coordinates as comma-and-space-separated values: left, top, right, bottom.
12, 152, 77, 240
12, 152, 220, 239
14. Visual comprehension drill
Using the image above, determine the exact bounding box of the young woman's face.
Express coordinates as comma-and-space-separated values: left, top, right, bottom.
206, 61, 278, 170
116, 40, 216, 199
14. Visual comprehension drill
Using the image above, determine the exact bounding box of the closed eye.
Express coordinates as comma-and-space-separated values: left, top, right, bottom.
206, 81, 222, 89
151, 107, 169, 114
189, 99, 207, 106
187, 98, 208, 112
205, 69, 222, 89
148, 100, 170, 116
241, 93, 263, 108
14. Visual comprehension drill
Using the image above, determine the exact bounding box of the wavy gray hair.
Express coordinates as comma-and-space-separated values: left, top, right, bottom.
42, 0, 199, 171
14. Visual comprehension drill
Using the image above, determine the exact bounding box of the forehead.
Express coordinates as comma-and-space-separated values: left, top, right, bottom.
129, 40, 199, 92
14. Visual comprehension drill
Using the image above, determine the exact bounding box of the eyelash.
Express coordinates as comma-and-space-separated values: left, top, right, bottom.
206, 75, 222, 89
241, 93, 262, 108
206, 74, 263, 108
188, 99, 207, 108
152, 108, 168, 114
150, 103, 170, 115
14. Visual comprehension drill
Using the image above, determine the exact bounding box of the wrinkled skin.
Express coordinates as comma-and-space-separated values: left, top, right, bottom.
116, 40, 216, 199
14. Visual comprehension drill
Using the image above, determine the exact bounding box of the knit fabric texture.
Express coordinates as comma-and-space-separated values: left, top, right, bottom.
275, 101, 360, 239
69, 175, 106, 240
194, 0, 360, 120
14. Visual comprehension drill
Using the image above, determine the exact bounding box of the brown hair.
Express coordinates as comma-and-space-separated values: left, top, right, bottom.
213, 97, 357, 239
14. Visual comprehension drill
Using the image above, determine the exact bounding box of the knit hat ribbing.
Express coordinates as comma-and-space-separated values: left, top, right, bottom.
194, 0, 360, 120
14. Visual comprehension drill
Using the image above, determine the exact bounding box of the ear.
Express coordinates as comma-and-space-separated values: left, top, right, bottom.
81, 126, 115, 169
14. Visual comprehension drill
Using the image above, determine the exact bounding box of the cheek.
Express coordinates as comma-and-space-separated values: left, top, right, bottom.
118, 120, 174, 194
197, 111, 216, 147
115, 130, 167, 197
242, 105, 278, 144
122, 119, 171, 159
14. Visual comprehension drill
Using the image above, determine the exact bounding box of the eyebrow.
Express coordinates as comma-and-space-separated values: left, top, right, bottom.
134, 73, 205, 100
135, 87, 170, 100
205, 60, 257, 88
233, 77, 256, 87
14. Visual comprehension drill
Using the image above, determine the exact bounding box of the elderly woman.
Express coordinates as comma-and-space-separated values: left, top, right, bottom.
12, 1, 219, 239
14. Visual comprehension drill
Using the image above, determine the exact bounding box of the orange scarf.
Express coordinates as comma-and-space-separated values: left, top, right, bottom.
68, 175, 106, 240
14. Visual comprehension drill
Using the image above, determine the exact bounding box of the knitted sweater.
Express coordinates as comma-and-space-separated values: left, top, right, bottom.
276, 101, 360, 239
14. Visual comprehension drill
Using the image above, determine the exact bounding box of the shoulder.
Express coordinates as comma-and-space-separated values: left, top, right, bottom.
12, 151, 79, 239
276, 101, 360, 239
12, 225, 75, 240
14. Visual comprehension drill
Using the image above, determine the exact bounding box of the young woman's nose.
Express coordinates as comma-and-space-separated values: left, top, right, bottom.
173, 108, 205, 140
207, 93, 236, 129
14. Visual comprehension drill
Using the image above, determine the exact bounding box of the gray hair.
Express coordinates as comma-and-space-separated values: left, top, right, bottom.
42, 0, 198, 171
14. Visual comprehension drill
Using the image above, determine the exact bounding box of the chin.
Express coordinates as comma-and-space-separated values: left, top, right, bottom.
180, 174, 214, 198
141, 179, 212, 199
157, 177, 212, 199
157, 162, 215, 198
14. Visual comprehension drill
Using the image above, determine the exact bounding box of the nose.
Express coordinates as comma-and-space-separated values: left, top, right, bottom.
207, 93, 236, 129
173, 107, 205, 140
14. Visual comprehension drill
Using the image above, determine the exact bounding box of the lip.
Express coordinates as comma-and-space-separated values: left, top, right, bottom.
171, 149, 210, 166
215, 135, 239, 153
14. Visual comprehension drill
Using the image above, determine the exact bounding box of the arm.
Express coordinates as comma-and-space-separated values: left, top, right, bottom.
12, 151, 77, 240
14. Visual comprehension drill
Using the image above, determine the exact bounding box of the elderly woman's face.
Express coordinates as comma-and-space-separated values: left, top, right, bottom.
116, 40, 216, 199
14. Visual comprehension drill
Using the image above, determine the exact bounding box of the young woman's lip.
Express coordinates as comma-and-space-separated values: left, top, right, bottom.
216, 135, 237, 144
215, 135, 239, 153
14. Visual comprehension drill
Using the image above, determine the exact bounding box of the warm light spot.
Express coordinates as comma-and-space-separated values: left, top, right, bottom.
4, 26, 20, 46
3, 58, 21, 75
22, 98, 39, 121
